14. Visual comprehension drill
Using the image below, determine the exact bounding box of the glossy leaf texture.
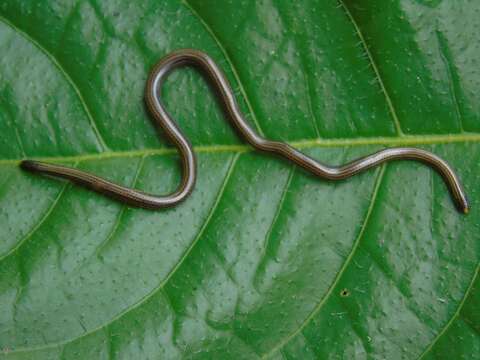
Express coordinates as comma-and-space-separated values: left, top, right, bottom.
0, 0, 479, 359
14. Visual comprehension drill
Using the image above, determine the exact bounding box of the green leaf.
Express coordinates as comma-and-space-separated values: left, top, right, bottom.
0, 1, 478, 359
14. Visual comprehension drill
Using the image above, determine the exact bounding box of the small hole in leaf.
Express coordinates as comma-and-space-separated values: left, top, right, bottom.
340, 288, 350, 297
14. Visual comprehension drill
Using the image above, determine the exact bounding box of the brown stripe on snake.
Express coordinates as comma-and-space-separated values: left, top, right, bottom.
20, 49, 470, 213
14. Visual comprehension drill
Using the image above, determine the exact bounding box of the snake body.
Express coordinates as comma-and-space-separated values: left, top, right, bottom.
20, 49, 470, 213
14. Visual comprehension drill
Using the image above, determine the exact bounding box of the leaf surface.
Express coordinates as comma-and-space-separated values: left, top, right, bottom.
0, 1, 478, 359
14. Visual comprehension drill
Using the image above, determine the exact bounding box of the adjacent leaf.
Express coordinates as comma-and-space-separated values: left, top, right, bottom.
0, 1, 478, 359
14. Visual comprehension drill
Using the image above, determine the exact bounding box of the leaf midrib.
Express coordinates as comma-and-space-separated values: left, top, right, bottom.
1, 133, 479, 166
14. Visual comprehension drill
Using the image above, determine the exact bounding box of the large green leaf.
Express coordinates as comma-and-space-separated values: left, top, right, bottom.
0, 0, 478, 358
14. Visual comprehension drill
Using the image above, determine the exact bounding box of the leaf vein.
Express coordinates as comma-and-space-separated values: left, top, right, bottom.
337, 0, 403, 136
1, 133, 479, 167
95, 156, 146, 257
0, 176, 70, 263
6, 153, 241, 355
182, 0, 265, 137
261, 165, 386, 359
262, 166, 295, 255
418, 263, 480, 359
0, 15, 108, 151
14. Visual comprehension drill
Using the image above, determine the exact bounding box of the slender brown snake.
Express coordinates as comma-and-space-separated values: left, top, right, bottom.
20, 49, 469, 213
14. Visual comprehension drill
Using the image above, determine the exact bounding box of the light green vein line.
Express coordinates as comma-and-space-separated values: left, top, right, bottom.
301, 67, 322, 139
1, 133, 479, 166
6, 153, 241, 355
0, 15, 109, 151
13, 128, 26, 158
337, 0, 403, 136
436, 30, 464, 133
418, 263, 479, 359
256, 165, 295, 274
0, 180, 69, 263
95, 156, 146, 257
29, 156, 145, 306
182, 0, 266, 137
262, 165, 386, 359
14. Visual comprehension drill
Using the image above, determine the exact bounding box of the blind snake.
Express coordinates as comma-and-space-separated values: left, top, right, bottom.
20, 49, 469, 214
